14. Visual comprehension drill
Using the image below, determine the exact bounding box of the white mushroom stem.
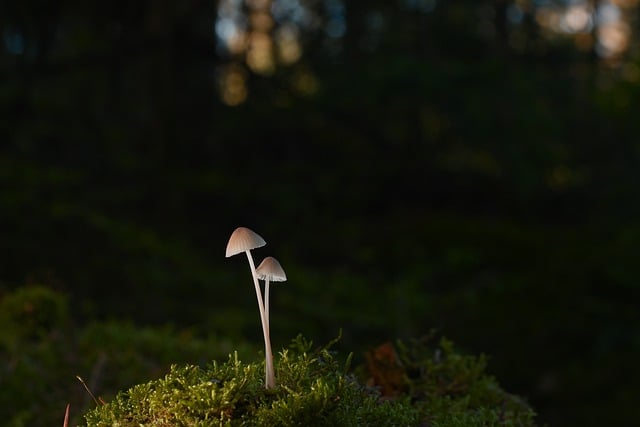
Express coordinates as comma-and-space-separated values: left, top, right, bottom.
263, 279, 277, 387
264, 280, 276, 388
245, 251, 275, 389
265, 279, 271, 332
255, 256, 286, 390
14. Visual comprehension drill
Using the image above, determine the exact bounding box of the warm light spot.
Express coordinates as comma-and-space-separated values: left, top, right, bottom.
276, 25, 302, 64
561, 5, 593, 33
533, 1, 634, 62
250, 11, 274, 32
227, 31, 248, 55
247, 31, 275, 74
597, 21, 630, 57
216, 0, 312, 77
215, 0, 249, 55
219, 65, 248, 106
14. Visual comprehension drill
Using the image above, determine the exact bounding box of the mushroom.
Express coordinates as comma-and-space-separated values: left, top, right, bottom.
256, 256, 287, 389
225, 227, 273, 388
256, 256, 287, 333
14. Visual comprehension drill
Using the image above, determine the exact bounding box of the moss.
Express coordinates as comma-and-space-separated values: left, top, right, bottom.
83, 334, 537, 426
0, 286, 258, 427
0, 287, 537, 426
393, 335, 537, 426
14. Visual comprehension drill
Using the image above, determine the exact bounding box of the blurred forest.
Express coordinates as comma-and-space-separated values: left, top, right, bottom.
1, 0, 640, 425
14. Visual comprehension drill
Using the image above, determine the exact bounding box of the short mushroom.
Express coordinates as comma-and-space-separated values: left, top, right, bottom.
225, 227, 273, 388
256, 256, 287, 331
256, 256, 287, 389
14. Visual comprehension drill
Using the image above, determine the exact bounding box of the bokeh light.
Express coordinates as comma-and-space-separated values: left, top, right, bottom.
218, 64, 248, 106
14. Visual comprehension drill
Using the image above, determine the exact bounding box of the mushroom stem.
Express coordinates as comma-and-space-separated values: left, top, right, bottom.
265, 279, 271, 332
263, 279, 276, 388
256, 256, 286, 391
263, 279, 275, 388
245, 251, 275, 389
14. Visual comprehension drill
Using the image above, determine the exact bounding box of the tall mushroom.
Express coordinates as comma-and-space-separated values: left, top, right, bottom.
256, 256, 287, 389
225, 227, 273, 388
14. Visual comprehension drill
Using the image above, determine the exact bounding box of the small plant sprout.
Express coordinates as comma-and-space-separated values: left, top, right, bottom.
225, 227, 275, 388
256, 256, 287, 388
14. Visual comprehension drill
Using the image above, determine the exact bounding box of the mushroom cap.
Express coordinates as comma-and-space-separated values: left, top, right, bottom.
225, 227, 266, 257
256, 256, 287, 282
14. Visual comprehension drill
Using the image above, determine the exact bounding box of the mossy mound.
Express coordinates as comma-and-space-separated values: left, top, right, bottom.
83, 335, 537, 426
0, 286, 257, 426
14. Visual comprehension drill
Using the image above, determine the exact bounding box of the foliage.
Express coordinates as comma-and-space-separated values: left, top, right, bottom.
0, 285, 69, 350
359, 334, 536, 427
0, 286, 257, 427
0, 286, 71, 425
83, 334, 536, 427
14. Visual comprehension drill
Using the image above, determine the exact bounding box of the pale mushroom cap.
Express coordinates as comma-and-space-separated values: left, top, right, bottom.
225, 227, 266, 257
256, 256, 287, 282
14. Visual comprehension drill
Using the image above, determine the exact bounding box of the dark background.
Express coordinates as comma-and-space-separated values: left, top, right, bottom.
2, 0, 640, 425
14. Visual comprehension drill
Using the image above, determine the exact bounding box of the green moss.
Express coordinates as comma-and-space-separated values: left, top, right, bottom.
393, 336, 537, 426
83, 335, 418, 426
0, 287, 537, 426
0, 286, 258, 427
83, 335, 537, 426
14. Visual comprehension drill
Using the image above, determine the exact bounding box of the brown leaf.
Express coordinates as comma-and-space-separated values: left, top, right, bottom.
364, 342, 407, 398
